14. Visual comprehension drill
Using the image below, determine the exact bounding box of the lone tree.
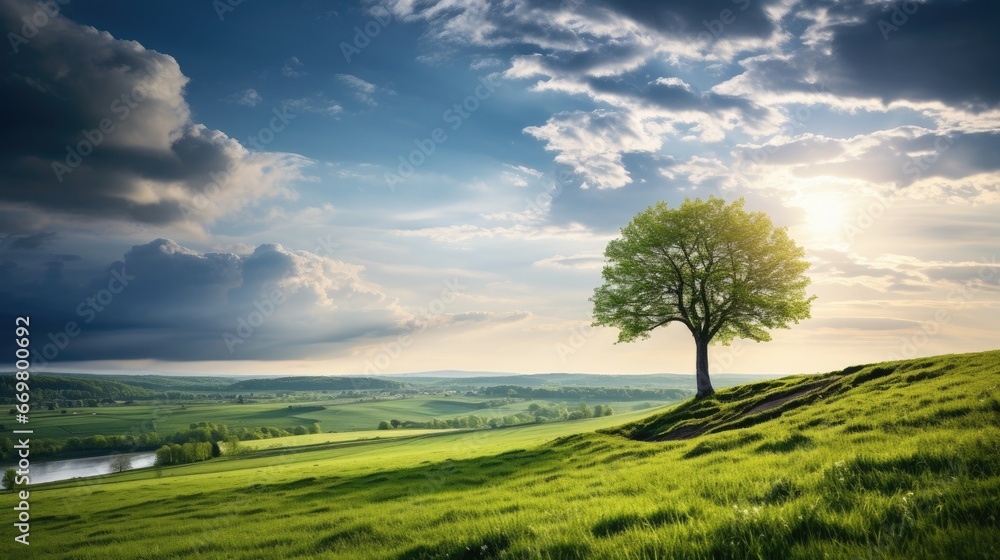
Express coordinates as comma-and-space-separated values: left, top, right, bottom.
109, 454, 132, 474
592, 197, 814, 398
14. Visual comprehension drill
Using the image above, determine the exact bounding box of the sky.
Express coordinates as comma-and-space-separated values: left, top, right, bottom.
1, 0, 998, 377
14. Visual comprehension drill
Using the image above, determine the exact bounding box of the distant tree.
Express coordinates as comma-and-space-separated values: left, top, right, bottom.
293, 425, 308, 436
593, 405, 604, 417
377, 421, 392, 430
83, 435, 107, 449
308, 423, 321, 434
389, 419, 401, 429
3, 468, 21, 491
109, 455, 132, 474
592, 197, 814, 398
61, 409, 67, 414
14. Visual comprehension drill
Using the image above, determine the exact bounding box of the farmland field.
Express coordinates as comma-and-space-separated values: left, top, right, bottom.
17, 395, 679, 444
3, 350, 999, 559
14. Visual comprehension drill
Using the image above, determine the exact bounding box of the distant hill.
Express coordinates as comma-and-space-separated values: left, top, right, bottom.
0, 374, 154, 401
394, 372, 784, 390
227, 376, 400, 392
0, 373, 400, 400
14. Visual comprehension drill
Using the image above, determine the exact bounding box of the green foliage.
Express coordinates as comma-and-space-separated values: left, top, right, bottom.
377, 421, 392, 430
2, 468, 21, 491
593, 196, 814, 344
154, 442, 215, 466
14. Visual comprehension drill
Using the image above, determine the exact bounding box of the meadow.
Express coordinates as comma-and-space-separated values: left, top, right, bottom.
3, 350, 998, 559
17, 395, 675, 444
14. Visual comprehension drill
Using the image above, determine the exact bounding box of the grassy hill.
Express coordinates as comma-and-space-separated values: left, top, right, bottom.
4, 350, 999, 559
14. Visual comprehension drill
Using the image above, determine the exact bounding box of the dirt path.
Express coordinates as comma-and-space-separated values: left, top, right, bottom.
745, 379, 837, 415
654, 378, 840, 441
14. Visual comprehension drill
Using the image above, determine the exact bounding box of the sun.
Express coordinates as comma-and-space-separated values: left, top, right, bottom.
798, 192, 851, 243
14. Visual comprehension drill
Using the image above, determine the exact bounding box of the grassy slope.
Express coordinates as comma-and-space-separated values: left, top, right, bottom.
4, 350, 999, 559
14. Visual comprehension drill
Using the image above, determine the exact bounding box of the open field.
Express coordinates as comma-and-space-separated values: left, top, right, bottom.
3, 350, 999, 559
236, 429, 464, 451
18, 396, 676, 445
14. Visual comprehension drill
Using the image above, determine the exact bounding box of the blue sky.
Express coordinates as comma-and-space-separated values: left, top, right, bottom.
2, 0, 999, 376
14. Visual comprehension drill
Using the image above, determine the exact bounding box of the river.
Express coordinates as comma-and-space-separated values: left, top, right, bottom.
2, 451, 157, 487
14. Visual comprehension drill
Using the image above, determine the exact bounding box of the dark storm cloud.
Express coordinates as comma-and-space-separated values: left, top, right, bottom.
384, 0, 780, 47
0, 0, 305, 231
596, 0, 778, 39
725, 0, 1000, 110
827, 0, 1000, 109
0, 238, 406, 363
1, 231, 58, 250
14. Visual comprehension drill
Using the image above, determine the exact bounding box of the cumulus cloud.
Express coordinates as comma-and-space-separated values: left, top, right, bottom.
1, 238, 408, 362
1, 237, 546, 363
377, 0, 789, 191
0, 1, 309, 232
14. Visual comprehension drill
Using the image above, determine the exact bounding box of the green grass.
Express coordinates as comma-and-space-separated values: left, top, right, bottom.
21, 396, 676, 444
4, 350, 999, 559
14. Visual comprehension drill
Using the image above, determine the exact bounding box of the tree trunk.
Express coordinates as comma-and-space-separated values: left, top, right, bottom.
694, 336, 715, 398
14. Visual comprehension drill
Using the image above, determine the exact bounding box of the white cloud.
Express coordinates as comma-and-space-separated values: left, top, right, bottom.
226, 88, 262, 107
0, 4, 310, 233
336, 74, 379, 106
281, 56, 306, 78
281, 94, 344, 117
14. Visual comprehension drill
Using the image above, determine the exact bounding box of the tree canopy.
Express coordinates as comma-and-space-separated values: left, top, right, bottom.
591, 197, 814, 397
